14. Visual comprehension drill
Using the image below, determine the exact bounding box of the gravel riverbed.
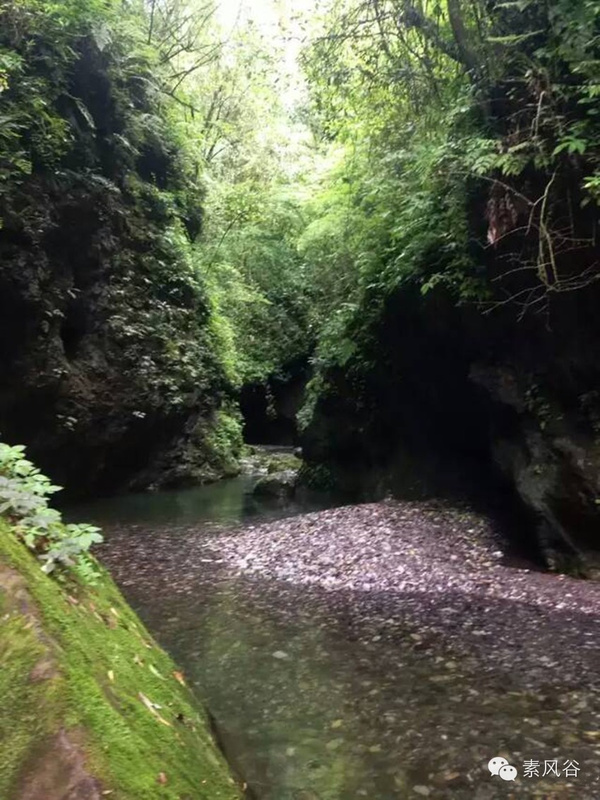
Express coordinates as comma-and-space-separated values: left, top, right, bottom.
100, 499, 600, 799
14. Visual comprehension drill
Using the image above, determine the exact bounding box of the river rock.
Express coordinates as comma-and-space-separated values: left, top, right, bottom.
253, 469, 298, 498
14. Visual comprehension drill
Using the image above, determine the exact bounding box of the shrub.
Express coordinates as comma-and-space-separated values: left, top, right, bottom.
0, 441, 103, 582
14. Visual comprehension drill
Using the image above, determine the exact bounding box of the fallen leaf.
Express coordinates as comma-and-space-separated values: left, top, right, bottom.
138, 693, 172, 727
139, 692, 155, 713
149, 664, 164, 680
442, 771, 460, 782
172, 670, 186, 686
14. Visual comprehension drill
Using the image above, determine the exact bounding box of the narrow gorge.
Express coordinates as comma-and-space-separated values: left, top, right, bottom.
1, 0, 599, 798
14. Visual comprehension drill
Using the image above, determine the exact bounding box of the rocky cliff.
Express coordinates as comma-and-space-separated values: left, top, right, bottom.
301, 282, 600, 572
0, 5, 239, 498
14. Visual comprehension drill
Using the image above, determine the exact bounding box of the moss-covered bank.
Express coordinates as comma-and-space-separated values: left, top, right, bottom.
0, 519, 241, 800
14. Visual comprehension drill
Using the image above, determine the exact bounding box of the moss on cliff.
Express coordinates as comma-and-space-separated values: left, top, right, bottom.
0, 1, 242, 497
0, 519, 241, 800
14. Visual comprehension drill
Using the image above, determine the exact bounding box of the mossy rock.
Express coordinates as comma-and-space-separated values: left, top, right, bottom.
253, 471, 297, 499
0, 520, 241, 800
266, 454, 301, 474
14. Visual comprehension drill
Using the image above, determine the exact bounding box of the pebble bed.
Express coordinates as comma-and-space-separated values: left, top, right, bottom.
101, 499, 600, 799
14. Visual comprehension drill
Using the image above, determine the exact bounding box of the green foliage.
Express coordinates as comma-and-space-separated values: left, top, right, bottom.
0, 0, 247, 482
2, 0, 598, 472
200, 184, 315, 385
292, 0, 600, 436
0, 0, 129, 185
206, 407, 244, 468
0, 442, 103, 581
300, 0, 600, 294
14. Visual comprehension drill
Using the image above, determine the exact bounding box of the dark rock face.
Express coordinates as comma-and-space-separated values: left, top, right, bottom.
0, 176, 228, 497
302, 284, 600, 568
240, 359, 309, 446
0, 32, 233, 498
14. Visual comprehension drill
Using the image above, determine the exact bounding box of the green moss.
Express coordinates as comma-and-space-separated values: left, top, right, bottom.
266, 454, 301, 474
0, 521, 240, 799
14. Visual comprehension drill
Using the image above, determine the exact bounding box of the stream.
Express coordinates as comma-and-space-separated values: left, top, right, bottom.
72, 451, 600, 800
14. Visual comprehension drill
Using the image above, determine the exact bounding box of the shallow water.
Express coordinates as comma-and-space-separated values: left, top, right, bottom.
70, 472, 335, 529
83, 470, 600, 799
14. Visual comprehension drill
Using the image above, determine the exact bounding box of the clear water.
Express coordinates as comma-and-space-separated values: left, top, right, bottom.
69, 472, 335, 528
77, 470, 600, 800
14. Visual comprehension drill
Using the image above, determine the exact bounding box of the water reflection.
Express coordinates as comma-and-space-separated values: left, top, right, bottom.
69, 474, 337, 528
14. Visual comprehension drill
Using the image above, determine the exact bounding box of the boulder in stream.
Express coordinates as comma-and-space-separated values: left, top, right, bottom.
253, 469, 298, 499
